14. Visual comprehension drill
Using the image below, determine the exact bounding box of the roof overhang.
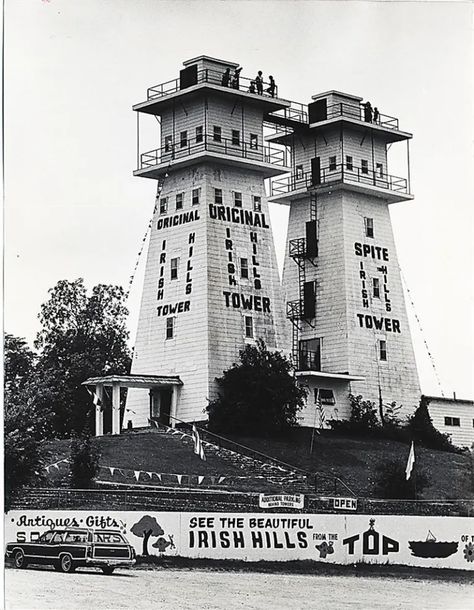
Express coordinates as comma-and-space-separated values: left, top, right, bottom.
82, 374, 183, 389
295, 371, 365, 382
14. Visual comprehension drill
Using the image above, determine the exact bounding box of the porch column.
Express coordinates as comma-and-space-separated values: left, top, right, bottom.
112, 382, 121, 435
95, 383, 104, 437
170, 385, 180, 428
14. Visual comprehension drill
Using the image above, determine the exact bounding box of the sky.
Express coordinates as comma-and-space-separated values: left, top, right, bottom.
3, 0, 473, 399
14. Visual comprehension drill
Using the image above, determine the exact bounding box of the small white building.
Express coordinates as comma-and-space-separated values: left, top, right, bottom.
425, 395, 474, 448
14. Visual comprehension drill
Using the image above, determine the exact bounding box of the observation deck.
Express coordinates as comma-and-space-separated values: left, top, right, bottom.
268, 163, 412, 205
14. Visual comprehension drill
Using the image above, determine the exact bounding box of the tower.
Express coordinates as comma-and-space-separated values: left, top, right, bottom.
266, 90, 421, 424
126, 56, 289, 427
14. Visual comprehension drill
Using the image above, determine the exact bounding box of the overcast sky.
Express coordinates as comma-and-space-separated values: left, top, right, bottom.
4, 0, 473, 399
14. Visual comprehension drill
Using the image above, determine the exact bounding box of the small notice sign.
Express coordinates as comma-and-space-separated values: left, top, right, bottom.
331, 497, 358, 511
259, 494, 305, 509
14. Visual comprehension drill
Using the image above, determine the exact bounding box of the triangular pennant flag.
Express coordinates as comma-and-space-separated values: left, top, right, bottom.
146, 472, 153, 479
53, 463, 60, 471
45, 466, 50, 473
176, 474, 183, 484
134, 471, 140, 481
406, 441, 415, 480
180, 435, 186, 440
109, 467, 115, 477
218, 477, 225, 484
154, 473, 162, 481
198, 476, 204, 485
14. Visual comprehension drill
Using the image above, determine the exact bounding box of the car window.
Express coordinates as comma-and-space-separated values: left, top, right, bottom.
94, 532, 125, 544
38, 531, 55, 544
64, 532, 88, 543
51, 532, 65, 544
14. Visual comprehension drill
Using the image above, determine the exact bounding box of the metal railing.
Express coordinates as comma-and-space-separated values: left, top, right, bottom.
289, 238, 308, 259
286, 299, 304, 320
325, 102, 399, 130
270, 164, 409, 197
147, 68, 279, 100
138, 134, 290, 171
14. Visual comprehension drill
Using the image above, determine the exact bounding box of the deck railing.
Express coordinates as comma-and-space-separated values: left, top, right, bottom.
138, 134, 290, 171
270, 164, 408, 197
325, 102, 399, 130
147, 68, 279, 100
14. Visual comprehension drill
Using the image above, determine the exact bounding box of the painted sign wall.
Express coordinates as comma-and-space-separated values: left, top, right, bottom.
5, 511, 474, 571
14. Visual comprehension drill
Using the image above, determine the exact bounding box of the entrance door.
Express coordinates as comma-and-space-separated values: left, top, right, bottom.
159, 389, 172, 426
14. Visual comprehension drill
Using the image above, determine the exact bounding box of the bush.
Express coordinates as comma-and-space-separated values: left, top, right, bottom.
408, 398, 460, 453
328, 394, 381, 437
69, 432, 101, 488
374, 458, 430, 499
206, 339, 306, 437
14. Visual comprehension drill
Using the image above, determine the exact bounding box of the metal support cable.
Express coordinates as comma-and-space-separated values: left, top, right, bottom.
400, 267, 445, 396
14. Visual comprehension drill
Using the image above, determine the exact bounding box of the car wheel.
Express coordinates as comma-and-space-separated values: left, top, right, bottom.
101, 566, 115, 575
59, 554, 75, 573
13, 549, 27, 569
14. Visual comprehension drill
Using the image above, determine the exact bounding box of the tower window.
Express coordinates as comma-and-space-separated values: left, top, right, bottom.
213, 126, 222, 142
345, 155, 353, 171
214, 188, 223, 205
175, 193, 184, 210
164, 136, 172, 152
444, 417, 460, 427
365, 217, 374, 238
361, 159, 369, 174
180, 131, 188, 148
159, 197, 168, 215
245, 316, 253, 338
233, 191, 242, 208
196, 126, 203, 143
329, 156, 337, 171
232, 130, 240, 146
253, 195, 262, 212
170, 257, 179, 280
379, 340, 387, 361
166, 317, 175, 340
296, 165, 304, 179
250, 134, 258, 150
192, 188, 200, 205
240, 258, 249, 279
376, 162, 384, 177
373, 277, 380, 298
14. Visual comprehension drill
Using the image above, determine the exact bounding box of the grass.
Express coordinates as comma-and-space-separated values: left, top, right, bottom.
42, 427, 473, 499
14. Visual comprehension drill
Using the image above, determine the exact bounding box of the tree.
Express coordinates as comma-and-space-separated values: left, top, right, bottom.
374, 458, 430, 499
408, 398, 459, 452
329, 394, 381, 436
130, 516, 165, 556
69, 432, 101, 488
4, 334, 50, 510
34, 279, 131, 436
206, 339, 306, 437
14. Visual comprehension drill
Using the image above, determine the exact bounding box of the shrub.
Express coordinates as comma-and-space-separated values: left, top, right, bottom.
328, 394, 381, 437
69, 432, 101, 488
408, 398, 460, 453
374, 458, 430, 499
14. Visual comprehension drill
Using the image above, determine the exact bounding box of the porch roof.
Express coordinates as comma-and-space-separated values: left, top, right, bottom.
82, 374, 183, 390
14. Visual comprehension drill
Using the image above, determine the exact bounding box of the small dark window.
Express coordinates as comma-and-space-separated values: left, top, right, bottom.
175, 193, 183, 210
214, 188, 223, 205
373, 278, 380, 299
245, 316, 253, 338
164, 136, 172, 152
379, 340, 387, 361
253, 195, 262, 212
234, 192, 242, 208
376, 162, 384, 177
296, 165, 304, 179
240, 258, 249, 279
315, 388, 335, 405
445, 417, 460, 427
345, 155, 353, 171
213, 126, 222, 142
361, 159, 369, 174
166, 317, 174, 340
192, 188, 200, 205
329, 156, 337, 171
160, 197, 168, 215
365, 217, 374, 238
170, 257, 179, 280
180, 131, 188, 148
232, 130, 240, 146
196, 126, 203, 143
250, 134, 258, 150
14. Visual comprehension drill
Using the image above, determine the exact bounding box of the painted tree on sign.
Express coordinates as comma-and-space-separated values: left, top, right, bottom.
130, 516, 164, 556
